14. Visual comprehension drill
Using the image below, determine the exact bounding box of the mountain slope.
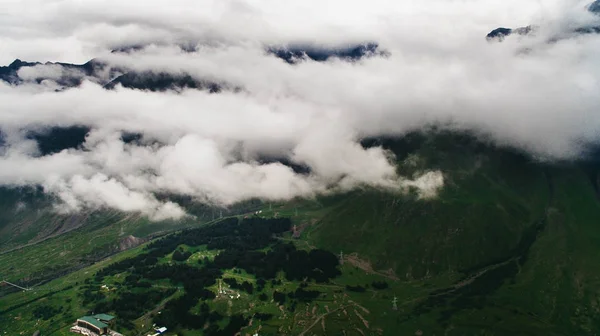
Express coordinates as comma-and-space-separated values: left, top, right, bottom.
2, 132, 600, 335
301, 132, 600, 334
486, 0, 600, 41
311, 133, 551, 278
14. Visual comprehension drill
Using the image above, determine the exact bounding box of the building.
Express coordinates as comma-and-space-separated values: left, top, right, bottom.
147, 326, 167, 336
74, 316, 108, 335
70, 314, 122, 336
92, 314, 116, 326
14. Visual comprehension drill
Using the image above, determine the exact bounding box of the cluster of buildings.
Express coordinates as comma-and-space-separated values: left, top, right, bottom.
217, 279, 241, 299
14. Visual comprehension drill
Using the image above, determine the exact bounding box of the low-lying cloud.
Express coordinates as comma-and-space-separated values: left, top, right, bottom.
0, 0, 599, 218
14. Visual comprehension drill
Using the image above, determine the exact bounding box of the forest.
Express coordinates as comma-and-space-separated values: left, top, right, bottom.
83, 216, 341, 334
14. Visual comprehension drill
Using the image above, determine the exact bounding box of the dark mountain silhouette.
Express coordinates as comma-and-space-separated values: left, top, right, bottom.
267, 42, 385, 64
487, 0, 600, 41
1, 42, 386, 91
0, 58, 112, 87
486, 26, 534, 41
104, 71, 222, 92
26, 126, 91, 156
0, 59, 39, 85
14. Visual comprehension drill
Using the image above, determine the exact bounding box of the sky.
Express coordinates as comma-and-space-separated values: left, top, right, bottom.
0, 0, 599, 219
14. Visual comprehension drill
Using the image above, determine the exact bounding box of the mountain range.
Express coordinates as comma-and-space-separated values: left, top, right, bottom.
486, 0, 600, 41
2, 12, 600, 335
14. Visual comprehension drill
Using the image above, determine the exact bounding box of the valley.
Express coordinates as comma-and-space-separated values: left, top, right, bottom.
3, 0, 600, 334
2, 133, 600, 335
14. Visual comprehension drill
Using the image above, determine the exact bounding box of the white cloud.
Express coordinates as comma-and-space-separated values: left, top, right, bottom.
44, 174, 187, 220
17, 64, 80, 81
0, 0, 599, 218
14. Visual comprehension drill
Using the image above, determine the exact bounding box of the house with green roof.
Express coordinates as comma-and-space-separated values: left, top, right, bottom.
71, 313, 122, 335
92, 314, 115, 324
75, 316, 108, 335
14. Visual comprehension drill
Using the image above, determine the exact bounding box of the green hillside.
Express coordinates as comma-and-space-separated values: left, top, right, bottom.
303, 133, 600, 334
311, 133, 552, 278
0, 193, 262, 293
2, 132, 600, 335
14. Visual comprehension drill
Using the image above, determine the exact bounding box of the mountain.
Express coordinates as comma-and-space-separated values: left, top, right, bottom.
1, 43, 384, 92
486, 26, 534, 41
2, 131, 600, 335
103, 71, 223, 92
301, 131, 600, 335
486, 0, 600, 41
0, 58, 112, 87
267, 42, 386, 64
2, 41, 600, 333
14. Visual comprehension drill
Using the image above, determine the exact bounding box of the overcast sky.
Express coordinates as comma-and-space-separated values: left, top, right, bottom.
0, 0, 599, 219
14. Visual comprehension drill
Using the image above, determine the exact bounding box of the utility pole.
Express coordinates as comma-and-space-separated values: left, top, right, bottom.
392, 296, 398, 311
339, 251, 344, 265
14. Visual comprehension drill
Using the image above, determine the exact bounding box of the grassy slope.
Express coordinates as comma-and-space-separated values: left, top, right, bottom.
303, 134, 600, 335
0, 213, 166, 286
0, 196, 263, 289
3, 133, 600, 335
0, 187, 67, 252
311, 134, 551, 279
0, 243, 152, 335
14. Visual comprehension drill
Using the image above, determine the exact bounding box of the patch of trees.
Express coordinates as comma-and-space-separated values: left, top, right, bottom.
254, 313, 273, 321
86, 217, 339, 334
153, 297, 248, 336
32, 305, 63, 320
172, 248, 192, 262
213, 243, 340, 282
413, 260, 520, 325
256, 278, 266, 291
153, 296, 221, 330
345, 285, 367, 293
96, 217, 291, 281
146, 217, 291, 255
372, 281, 389, 290
92, 288, 175, 321
146, 264, 222, 294
137, 281, 152, 288
223, 278, 254, 294
288, 288, 321, 302
273, 291, 286, 305
204, 315, 249, 336
81, 286, 104, 306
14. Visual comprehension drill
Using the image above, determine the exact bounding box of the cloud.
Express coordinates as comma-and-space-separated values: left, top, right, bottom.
1, 0, 600, 218
17, 64, 82, 82
44, 174, 187, 221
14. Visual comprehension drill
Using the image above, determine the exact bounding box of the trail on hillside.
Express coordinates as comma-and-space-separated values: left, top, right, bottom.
344, 253, 399, 281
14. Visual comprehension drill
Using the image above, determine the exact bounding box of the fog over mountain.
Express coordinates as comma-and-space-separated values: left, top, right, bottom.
1, 0, 599, 218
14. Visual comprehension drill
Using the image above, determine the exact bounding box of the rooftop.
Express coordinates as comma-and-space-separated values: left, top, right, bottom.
93, 313, 116, 322
78, 316, 108, 330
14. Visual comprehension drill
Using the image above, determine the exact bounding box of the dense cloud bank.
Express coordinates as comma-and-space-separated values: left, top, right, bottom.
0, 0, 599, 218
